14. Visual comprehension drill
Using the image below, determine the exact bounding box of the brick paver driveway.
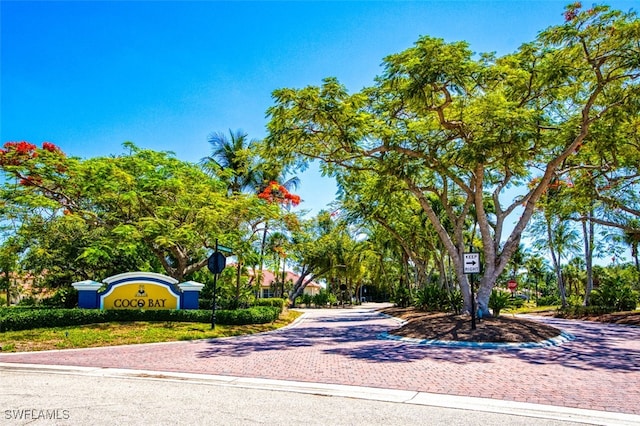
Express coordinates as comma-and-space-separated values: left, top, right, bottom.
1, 304, 639, 415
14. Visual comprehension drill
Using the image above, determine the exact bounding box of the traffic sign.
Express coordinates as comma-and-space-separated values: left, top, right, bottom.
207, 252, 226, 274
463, 252, 481, 274
216, 244, 233, 255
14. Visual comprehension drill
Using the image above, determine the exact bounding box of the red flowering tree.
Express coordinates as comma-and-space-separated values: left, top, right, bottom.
0, 141, 72, 207
1, 141, 255, 283
255, 180, 301, 298
257, 180, 301, 206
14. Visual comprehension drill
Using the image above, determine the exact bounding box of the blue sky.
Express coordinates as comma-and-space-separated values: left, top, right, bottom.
1, 1, 636, 215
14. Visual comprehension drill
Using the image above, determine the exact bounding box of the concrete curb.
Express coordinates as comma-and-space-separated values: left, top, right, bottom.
2, 362, 639, 425
378, 330, 576, 349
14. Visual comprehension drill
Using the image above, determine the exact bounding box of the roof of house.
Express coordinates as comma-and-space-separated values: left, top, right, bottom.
245, 268, 322, 289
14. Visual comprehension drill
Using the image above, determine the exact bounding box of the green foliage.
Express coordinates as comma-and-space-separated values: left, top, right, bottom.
589, 278, 638, 312
509, 297, 526, 309
1, 308, 106, 331
391, 285, 412, 308
214, 306, 280, 325
448, 289, 463, 314
414, 285, 441, 311
413, 284, 459, 312
198, 299, 212, 310
0, 142, 268, 283
300, 293, 313, 306
0, 307, 281, 332
557, 305, 622, 317
312, 289, 336, 307
488, 289, 511, 317
264, 3, 640, 316
253, 297, 286, 311
16, 297, 38, 307
40, 287, 78, 309
566, 294, 584, 308
537, 295, 561, 306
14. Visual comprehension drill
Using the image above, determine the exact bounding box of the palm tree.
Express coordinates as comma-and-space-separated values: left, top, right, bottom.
523, 253, 549, 305
622, 221, 640, 272
200, 129, 261, 195
266, 231, 290, 297
547, 219, 581, 307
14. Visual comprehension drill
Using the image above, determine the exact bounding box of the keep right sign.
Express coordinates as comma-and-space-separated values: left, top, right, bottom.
463, 252, 481, 274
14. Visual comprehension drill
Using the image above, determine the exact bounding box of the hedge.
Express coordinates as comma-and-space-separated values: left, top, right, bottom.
0, 306, 281, 332
215, 306, 280, 325
253, 298, 287, 310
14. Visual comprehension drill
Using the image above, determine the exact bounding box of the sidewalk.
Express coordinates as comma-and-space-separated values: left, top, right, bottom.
1, 304, 639, 423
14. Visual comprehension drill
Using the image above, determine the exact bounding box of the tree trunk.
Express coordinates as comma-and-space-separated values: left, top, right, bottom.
546, 218, 567, 307
235, 259, 242, 308
582, 213, 594, 306
288, 265, 331, 305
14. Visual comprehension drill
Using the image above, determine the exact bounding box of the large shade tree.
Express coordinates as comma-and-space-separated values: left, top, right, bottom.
0, 141, 259, 282
265, 4, 639, 314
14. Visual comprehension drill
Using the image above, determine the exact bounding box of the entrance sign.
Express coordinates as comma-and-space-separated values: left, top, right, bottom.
463, 252, 481, 274
100, 272, 180, 310
73, 272, 204, 310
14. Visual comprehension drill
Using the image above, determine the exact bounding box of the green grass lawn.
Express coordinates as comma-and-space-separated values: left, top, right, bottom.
0, 310, 302, 353
505, 303, 559, 314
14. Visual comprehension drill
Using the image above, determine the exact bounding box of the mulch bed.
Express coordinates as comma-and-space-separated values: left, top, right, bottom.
558, 310, 640, 326
379, 307, 562, 343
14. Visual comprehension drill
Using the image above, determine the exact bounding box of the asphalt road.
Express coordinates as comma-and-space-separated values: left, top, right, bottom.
2, 304, 640, 425
1, 368, 589, 426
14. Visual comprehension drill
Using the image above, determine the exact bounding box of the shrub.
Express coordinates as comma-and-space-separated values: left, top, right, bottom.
391, 285, 412, 308
215, 306, 280, 325
557, 305, 615, 317
301, 293, 313, 307
414, 285, 463, 313
488, 289, 511, 317
590, 278, 638, 312
41, 287, 78, 309
0, 307, 280, 332
414, 284, 446, 311
328, 292, 338, 306
0, 308, 106, 332
566, 294, 584, 308
448, 289, 463, 314
253, 298, 286, 312
312, 289, 332, 307
537, 295, 560, 306
16, 297, 38, 307
509, 297, 525, 309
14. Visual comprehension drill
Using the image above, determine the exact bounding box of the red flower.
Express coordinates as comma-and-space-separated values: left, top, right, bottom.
3, 141, 37, 155
257, 181, 301, 206
15, 141, 37, 154
42, 142, 59, 152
